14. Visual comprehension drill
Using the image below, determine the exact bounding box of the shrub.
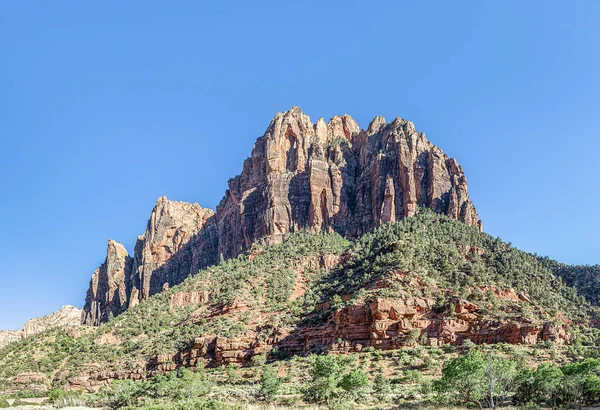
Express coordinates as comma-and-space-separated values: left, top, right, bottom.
259, 366, 281, 401
339, 367, 370, 397
374, 373, 391, 401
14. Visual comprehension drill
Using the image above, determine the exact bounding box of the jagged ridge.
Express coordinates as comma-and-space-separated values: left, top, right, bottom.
82, 107, 481, 325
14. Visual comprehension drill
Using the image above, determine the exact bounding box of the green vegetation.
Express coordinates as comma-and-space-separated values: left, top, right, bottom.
1, 210, 600, 409
304, 354, 370, 405
434, 349, 518, 409
540, 257, 600, 305
317, 210, 596, 323
258, 367, 281, 401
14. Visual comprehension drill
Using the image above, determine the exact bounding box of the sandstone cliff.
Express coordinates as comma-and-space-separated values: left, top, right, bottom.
82, 107, 481, 325
82, 198, 218, 325
23, 305, 82, 337
217, 106, 480, 258
82, 239, 133, 326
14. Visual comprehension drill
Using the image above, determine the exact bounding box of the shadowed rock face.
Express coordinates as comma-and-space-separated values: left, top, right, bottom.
82, 107, 481, 325
217, 106, 481, 258
82, 240, 133, 326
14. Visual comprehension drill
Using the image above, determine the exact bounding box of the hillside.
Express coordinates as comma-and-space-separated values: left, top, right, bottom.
540, 258, 600, 306
0, 306, 81, 349
1, 211, 597, 397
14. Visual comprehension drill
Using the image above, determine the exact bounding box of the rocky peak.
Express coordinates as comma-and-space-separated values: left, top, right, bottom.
130, 196, 217, 304
0, 330, 23, 348
82, 197, 218, 325
217, 106, 481, 259
83, 107, 481, 325
23, 305, 82, 338
82, 239, 133, 326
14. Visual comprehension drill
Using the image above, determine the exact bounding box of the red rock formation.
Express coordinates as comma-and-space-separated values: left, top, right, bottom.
128, 197, 218, 306
82, 107, 481, 325
278, 296, 570, 356
82, 197, 218, 325
217, 106, 480, 259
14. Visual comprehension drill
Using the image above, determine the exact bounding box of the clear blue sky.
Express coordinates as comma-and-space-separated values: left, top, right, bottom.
1, 1, 598, 330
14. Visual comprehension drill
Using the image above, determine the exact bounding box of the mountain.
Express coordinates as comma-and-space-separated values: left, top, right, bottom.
1, 109, 597, 396
82, 107, 481, 325
539, 258, 600, 306
0, 305, 81, 348
0, 212, 593, 393
82, 200, 217, 325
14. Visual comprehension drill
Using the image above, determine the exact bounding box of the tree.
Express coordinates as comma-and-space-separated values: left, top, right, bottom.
483, 352, 518, 409
339, 367, 370, 399
435, 350, 486, 409
514, 363, 563, 406
374, 372, 391, 401
559, 358, 600, 409
304, 354, 356, 404
259, 366, 281, 401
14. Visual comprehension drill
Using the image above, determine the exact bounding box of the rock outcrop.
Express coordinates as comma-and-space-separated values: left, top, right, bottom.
217, 106, 480, 258
82, 240, 133, 326
82, 198, 218, 325
23, 305, 82, 337
0, 306, 82, 348
129, 197, 218, 306
0, 330, 23, 348
82, 107, 481, 325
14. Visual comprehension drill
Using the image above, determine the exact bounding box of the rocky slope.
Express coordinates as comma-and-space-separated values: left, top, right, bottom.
2, 212, 591, 393
82, 107, 481, 325
0, 305, 82, 348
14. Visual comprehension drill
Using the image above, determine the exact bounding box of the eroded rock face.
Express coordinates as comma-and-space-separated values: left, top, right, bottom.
0, 330, 23, 348
82, 197, 218, 325
217, 106, 481, 258
0, 306, 83, 348
82, 240, 133, 326
128, 197, 218, 306
82, 107, 481, 325
23, 305, 82, 338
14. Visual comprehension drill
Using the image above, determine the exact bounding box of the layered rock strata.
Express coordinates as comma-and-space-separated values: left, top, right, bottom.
82, 198, 218, 325
0, 305, 82, 348
217, 106, 480, 258
0, 330, 23, 348
83, 107, 481, 325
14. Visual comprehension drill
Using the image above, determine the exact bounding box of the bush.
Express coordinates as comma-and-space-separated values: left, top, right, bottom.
339, 367, 370, 398
0, 398, 8, 409
259, 366, 281, 401
374, 373, 391, 401
304, 354, 356, 404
